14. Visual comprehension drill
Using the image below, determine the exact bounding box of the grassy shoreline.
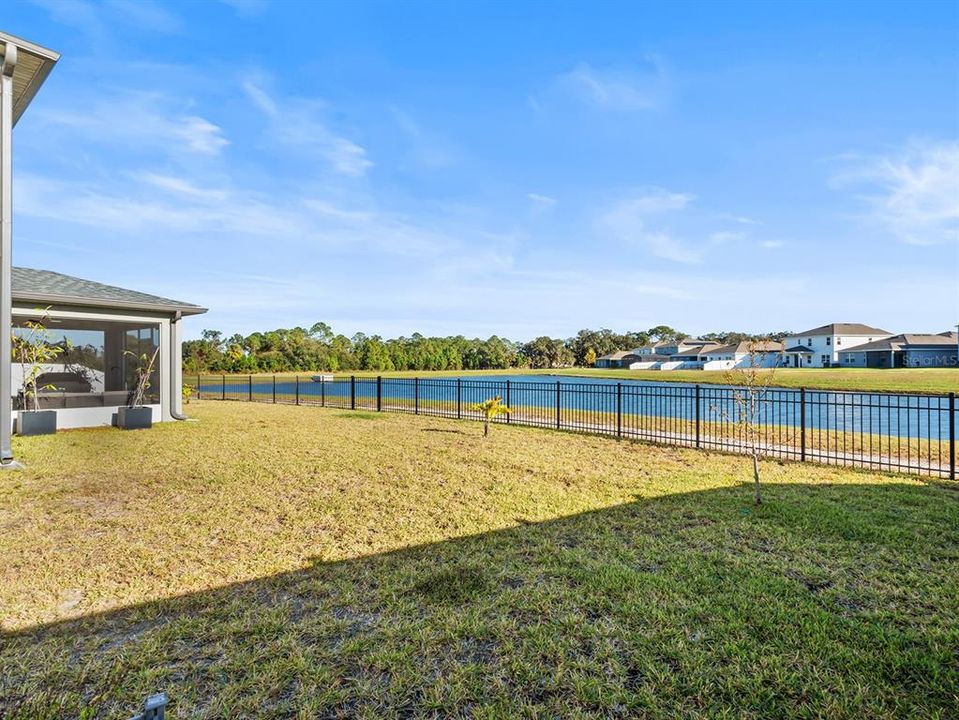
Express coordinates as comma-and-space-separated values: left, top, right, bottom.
186, 367, 959, 394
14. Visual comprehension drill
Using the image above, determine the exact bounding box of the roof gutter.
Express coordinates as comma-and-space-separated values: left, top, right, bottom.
13, 291, 207, 316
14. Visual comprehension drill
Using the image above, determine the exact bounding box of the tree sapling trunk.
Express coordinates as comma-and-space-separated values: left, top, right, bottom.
752, 452, 762, 505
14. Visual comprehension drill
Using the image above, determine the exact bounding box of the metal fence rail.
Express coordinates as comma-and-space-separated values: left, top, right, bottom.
192, 374, 957, 480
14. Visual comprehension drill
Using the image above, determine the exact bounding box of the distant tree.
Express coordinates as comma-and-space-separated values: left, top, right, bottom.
584, 348, 597, 366
647, 325, 686, 342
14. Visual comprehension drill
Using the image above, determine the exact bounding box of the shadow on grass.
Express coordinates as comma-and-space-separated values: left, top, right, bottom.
2, 481, 957, 718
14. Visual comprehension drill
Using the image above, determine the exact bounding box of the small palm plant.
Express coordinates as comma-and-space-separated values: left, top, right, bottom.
471, 395, 510, 437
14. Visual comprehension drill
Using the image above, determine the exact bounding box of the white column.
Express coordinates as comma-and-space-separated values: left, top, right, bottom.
172, 314, 183, 416
0, 43, 16, 462
159, 318, 172, 421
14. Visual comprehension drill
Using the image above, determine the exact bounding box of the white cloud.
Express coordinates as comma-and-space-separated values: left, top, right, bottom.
833, 140, 959, 246
527, 193, 558, 212
137, 173, 229, 201
105, 0, 182, 33
216, 0, 268, 17
760, 240, 784, 249
709, 230, 744, 244
717, 213, 763, 226
599, 188, 701, 264
546, 58, 670, 111
37, 92, 228, 156
390, 107, 458, 169
242, 78, 372, 177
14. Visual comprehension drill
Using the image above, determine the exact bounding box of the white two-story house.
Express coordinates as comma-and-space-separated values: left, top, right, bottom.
784, 323, 893, 368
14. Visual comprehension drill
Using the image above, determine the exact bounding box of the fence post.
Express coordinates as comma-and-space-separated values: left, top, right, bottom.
321, 376, 325, 407
415, 377, 419, 415
800, 387, 806, 462
616, 383, 622, 438
695, 384, 701, 448
456, 378, 462, 419
555, 380, 561, 429
249, 374, 253, 402
272, 375, 276, 404
949, 392, 955, 481
351, 376, 356, 410
197, 374, 201, 400
505, 380, 511, 424
221, 374, 225, 401
295, 375, 300, 405
377, 376, 382, 412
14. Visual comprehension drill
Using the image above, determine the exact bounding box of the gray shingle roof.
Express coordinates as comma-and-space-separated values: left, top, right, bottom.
792, 323, 892, 337
12, 267, 207, 316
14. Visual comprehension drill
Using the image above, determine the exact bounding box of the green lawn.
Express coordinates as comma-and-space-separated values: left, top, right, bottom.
193, 367, 959, 395
2, 401, 957, 718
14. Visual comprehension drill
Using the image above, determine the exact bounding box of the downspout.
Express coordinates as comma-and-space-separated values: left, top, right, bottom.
169, 310, 191, 421
0, 43, 16, 463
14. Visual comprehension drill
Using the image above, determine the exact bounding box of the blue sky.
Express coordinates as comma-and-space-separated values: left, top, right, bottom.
6, 0, 959, 340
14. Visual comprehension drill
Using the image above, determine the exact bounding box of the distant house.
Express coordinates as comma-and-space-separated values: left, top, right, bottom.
595, 350, 641, 368
701, 340, 785, 371
837, 332, 958, 369
784, 323, 893, 368
12, 267, 206, 429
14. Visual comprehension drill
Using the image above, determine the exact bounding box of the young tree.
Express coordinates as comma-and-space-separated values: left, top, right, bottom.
471, 395, 510, 437
584, 347, 597, 367
714, 341, 784, 505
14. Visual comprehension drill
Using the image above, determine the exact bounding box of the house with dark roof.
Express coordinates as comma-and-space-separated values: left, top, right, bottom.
12, 267, 207, 430
837, 332, 958, 369
784, 323, 893, 368
595, 350, 641, 368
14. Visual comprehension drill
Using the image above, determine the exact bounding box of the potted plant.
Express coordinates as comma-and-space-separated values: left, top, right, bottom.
118, 348, 159, 430
12, 315, 62, 436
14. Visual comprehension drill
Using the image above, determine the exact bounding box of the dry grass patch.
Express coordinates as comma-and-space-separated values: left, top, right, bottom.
1, 401, 957, 718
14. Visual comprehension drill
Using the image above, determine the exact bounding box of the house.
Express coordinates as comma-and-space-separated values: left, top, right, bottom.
622, 339, 723, 370
701, 340, 785, 371
783, 323, 893, 368
12, 267, 206, 429
595, 350, 641, 368
837, 332, 958, 369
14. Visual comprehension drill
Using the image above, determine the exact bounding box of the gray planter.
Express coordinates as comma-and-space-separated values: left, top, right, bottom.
17, 410, 57, 436
117, 406, 153, 430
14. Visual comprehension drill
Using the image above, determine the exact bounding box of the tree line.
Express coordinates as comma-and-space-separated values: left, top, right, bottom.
183, 324, 790, 374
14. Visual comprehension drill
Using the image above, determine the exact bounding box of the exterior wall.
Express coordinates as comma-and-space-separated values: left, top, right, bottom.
838, 351, 868, 368
11, 304, 178, 429
627, 361, 661, 370
658, 360, 704, 370
903, 348, 958, 368
702, 353, 783, 371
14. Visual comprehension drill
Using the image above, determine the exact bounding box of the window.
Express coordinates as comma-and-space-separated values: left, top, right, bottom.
836, 337, 841, 345
826, 337, 831, 345
13, 317, 161, 410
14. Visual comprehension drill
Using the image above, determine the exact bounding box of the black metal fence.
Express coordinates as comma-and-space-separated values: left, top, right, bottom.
192, 375, 957, 480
